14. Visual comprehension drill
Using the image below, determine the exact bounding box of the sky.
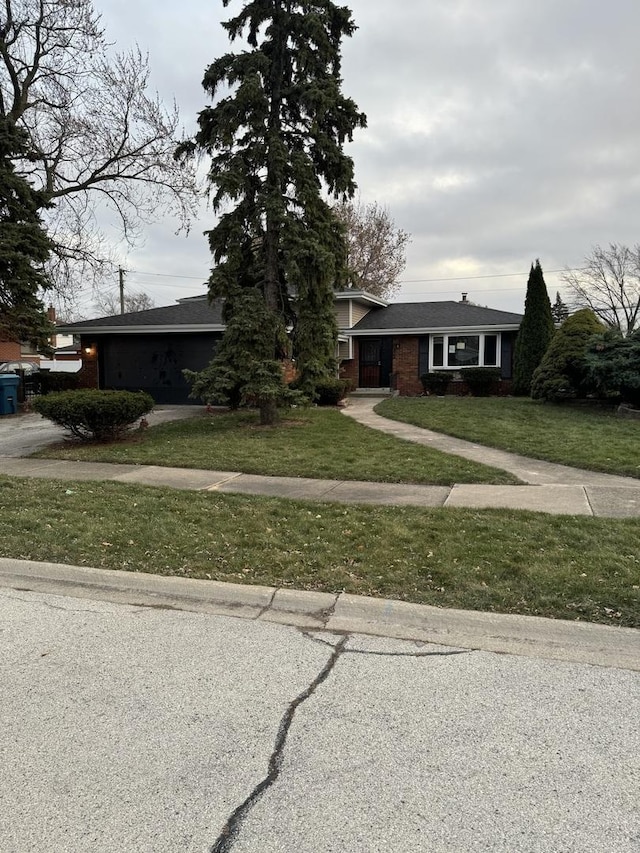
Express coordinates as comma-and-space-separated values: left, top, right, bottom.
84, 0, 640, 317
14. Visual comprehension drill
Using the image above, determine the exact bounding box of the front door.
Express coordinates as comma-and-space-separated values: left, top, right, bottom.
359, 338, 393, 387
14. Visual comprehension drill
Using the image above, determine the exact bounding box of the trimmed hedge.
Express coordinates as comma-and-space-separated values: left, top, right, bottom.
32, 389, 154, 441
39, 371, 80, 394
462, 367, 502, 396
420, 371, 450, 395
313, 377, 350, 406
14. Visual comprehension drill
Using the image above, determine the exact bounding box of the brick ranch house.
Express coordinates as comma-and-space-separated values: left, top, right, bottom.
59, 291, 523, 403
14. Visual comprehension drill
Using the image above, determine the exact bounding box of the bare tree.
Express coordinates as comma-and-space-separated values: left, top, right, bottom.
0, 0, 198, 304
333, 199, 410, 299
562, 243, 640, 335
93, 289, 154, 317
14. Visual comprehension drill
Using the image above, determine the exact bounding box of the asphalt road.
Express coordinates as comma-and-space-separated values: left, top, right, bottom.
1, 588, 638, 853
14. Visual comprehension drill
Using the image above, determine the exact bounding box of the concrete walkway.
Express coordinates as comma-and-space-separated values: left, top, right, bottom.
1, 400, 639, 516
343, 396, 638, 486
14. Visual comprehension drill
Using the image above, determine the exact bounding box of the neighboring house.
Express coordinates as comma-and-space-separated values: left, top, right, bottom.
59, 292, 522, 403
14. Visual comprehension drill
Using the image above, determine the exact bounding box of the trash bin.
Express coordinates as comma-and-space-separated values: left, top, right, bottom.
0, 374, 20, 415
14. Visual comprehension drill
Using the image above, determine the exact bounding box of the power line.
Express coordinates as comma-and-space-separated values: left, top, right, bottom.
398, 267, 585, 284
128, 269, 207, 281
124, 265, 585, 286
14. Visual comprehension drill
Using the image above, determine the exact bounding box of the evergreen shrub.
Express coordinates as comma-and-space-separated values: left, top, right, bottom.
313, 377, 349, 406
39, 371, 80, 394
33, 389, 154, 441
585, 328, 640, 408
420, 371, 450, 395
462, 367, 502, 396
531, 309, 604, 401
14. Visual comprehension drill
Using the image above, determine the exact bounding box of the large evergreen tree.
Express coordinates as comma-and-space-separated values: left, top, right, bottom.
178, 0, 366, 423
512, 260, 555, 396
0, 118, 53, 348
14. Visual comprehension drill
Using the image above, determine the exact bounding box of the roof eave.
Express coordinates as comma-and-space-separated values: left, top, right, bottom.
345, 324, 521, 336
57, 324, 225, 335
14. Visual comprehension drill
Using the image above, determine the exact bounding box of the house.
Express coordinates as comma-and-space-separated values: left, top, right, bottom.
58, 292, 522, 403
338, 291, 523, 395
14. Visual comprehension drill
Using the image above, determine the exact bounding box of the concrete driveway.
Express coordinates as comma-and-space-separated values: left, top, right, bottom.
0, 406, 202, 457
1, 581, 638, 853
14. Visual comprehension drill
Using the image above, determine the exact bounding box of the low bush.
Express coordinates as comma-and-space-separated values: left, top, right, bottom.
32, 389, 154, 441
39, 371, 80, 395
420, 371, 450, 395
461, 367, 502, 396
313, 377, 350, 406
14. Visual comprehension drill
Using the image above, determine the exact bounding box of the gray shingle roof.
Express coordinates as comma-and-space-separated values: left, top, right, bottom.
59, 297, 223, 331
350, 301, 523, 331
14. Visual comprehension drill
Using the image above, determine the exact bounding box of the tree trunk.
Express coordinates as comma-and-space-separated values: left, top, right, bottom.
259, 396, 278, 426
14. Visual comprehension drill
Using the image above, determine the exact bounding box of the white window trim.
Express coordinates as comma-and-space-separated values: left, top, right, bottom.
430, 332, 501, 370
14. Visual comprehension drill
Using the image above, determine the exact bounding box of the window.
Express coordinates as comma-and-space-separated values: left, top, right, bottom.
431, 333, 499, 369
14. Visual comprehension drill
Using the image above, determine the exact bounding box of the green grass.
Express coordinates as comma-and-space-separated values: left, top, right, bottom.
33, 407, 519, 486
1, 475, 638, 626
376, 397, 640, 478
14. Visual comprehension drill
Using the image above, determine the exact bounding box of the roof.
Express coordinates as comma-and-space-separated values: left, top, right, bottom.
58, 295, 522, 337
58, 296, 224, 335
347, 301, 523, 334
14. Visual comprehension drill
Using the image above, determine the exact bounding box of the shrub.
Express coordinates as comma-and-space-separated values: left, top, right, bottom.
531, 309, 604, 401
462, 367, 502, 396
32, 389, 154, 441
39, 371, 80, 394
585, 328, 640, 408
420, 371, 450, 395
512, 260, 555, 395
313, 377, 349, 406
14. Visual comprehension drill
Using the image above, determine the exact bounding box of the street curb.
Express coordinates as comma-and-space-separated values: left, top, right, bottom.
1, 558, 638, 671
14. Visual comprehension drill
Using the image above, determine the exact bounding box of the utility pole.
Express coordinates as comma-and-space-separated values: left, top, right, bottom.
119, 267, 125, 314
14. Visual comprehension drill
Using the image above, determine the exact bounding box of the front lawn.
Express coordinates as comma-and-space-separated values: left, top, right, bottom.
1, 475, 638, 627
33, 407, 519, 486
376, 397, 640, 478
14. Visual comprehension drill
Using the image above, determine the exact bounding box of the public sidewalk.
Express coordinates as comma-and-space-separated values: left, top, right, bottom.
1, 453, 639, 517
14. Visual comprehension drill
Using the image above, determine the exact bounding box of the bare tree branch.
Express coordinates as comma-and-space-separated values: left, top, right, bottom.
562, 243, 640, 335
333, 198, 410, 299
0, 0, 199, 296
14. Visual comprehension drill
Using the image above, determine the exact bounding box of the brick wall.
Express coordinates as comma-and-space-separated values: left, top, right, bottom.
0, 341, 21, 361
392, 336, 423, 396
76, 337, 99, 388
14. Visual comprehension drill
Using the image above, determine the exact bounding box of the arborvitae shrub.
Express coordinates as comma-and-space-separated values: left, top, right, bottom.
512, 261, 555, 395
33, 389, 154, 441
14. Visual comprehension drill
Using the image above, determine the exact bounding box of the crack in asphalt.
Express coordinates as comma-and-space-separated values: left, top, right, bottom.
0, 588, 108, 615
209, 635, 348, 853
210, 632, 472, 851
301, 630, 474, 657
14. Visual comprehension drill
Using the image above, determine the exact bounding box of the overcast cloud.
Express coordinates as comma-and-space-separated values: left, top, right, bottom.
89, 0, 640, 315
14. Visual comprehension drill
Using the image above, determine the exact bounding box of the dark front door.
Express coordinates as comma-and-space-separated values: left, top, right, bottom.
359, 338, 392, 387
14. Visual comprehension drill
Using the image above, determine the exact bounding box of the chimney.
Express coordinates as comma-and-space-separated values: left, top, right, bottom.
461, 292, 468, 303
